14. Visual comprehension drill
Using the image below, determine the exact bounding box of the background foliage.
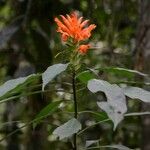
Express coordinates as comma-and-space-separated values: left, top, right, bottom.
0, 0, 150, 150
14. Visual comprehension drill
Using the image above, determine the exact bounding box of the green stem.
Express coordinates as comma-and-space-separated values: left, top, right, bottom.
72, 70, 78, 150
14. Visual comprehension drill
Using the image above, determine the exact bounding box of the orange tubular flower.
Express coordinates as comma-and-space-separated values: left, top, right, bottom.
54, 12, 96, 43
78, 44, 90, 54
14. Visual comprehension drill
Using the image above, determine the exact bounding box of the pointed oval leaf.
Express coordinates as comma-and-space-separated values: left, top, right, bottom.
42, 63, 68, 90
96, 67, 147, 78
53, 118, 81, 140
88, 79, 127, 113
88, 79, 127, 129
86, 140, 99, 148
123, 86, 150, 103
97, 102, 124, 130
76, 71, 96, 84
0, 74, 38, 100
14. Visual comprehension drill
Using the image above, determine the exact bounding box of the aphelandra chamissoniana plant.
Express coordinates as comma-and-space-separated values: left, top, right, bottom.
54, 12, 96, 150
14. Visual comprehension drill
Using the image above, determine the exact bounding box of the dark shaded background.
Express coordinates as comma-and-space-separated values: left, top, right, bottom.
0, 0, 150, 150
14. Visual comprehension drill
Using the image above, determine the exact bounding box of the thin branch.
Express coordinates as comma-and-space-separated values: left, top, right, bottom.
0, 89, 71, 104
72, 71, 78, 150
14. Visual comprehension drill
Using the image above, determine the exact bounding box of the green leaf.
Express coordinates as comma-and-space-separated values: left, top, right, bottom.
0, 74, 39, 100
97, 102, 124, 130
87, 79, 127, 130
42, 63, 68, 90
85, 140, 99, 148
33, 101, 62, 128
93, 112, 108, 121
53, 118, 81, 140
96, 67, 147, 78
79, 111, 108, 122
76, 71, 96, 84
122, 86, 150, 102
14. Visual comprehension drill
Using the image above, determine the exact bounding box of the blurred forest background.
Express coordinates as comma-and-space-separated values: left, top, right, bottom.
0, 0, 150, 150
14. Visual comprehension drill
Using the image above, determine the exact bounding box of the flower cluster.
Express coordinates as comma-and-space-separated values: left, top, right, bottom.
54, 12, 96, 54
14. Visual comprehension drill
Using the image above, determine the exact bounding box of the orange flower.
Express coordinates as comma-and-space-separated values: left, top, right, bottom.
54, 12, 96, 42
78, 44, 90, 54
